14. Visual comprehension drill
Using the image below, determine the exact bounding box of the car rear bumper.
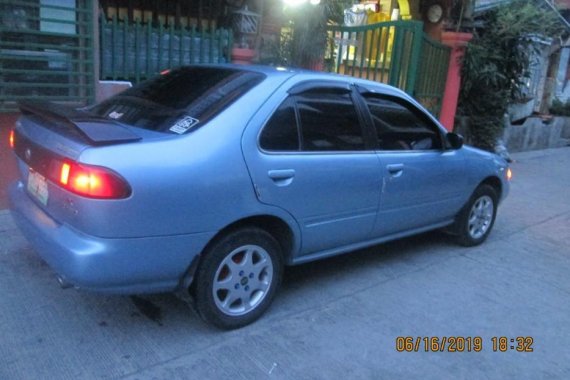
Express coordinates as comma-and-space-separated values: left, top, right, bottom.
9, 181, 215, 294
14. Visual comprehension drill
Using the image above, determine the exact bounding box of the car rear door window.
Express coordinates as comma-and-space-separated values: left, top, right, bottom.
260, 88, 367, 152
297, 90, 365, 151
364, 95, 442, 151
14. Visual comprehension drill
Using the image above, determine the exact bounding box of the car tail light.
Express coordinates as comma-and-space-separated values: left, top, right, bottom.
57, 161, 131, 199
9, 129, 15, 149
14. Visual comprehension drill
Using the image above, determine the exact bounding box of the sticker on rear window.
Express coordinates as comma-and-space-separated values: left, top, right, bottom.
170, 116, 199, 134
108, 111, 124, 119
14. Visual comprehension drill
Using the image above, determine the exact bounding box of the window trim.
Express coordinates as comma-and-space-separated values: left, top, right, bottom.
288, 80, 352, 96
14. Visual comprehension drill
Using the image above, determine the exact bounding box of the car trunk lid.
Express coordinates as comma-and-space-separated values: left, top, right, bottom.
19, 101, 142, 146
12, 102, 141, 225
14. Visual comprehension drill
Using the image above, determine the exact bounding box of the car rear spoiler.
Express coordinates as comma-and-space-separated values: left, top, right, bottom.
18, 101, 142, 145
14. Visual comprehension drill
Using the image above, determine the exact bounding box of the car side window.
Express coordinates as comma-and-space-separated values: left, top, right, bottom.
364, 95, 442, 151
297, 90, 365, 151
260, 99, 300, 151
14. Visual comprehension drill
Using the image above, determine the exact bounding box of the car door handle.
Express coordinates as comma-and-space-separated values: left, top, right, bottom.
387, 164, 404, 177
268, 169, 295, 186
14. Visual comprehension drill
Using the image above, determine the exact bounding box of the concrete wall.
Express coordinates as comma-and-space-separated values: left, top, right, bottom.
555, 47, 570, 103
503, 116, 570, 153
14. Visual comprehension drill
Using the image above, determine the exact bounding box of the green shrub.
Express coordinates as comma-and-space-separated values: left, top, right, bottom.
458, 0, 561, 151
550, 99, 570, 116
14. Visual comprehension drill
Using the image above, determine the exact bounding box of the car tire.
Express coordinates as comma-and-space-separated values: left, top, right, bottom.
194, 227, 283, 329
455, 184, 498, 247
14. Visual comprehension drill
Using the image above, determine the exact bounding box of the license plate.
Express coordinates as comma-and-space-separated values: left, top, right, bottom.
27, 169, 49, 206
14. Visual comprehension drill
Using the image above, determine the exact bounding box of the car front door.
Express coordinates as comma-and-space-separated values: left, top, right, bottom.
242, 82, 382, 257
359, 92, 467, 237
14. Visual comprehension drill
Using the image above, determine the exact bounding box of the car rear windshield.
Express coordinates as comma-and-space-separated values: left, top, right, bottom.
89, 67, 265, 134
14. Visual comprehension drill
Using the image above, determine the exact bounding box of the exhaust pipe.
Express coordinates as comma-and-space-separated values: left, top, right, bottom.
56, 275, 73, 289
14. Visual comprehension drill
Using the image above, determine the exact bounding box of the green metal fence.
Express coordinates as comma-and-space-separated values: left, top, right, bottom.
325, 21, 450, 117
0, 0, 95, 112
415, 35, 450, 117
100, 16, 233, 83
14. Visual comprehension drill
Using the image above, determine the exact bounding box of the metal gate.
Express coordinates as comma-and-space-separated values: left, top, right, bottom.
99, 15, 233, 83
0, 0, 95, 112
325, 21, 450, 117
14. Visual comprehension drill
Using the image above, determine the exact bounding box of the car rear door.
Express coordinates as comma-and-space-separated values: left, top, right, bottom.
242, 81, 382, 256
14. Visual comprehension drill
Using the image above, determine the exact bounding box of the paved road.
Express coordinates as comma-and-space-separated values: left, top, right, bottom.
1, 147, 569, 379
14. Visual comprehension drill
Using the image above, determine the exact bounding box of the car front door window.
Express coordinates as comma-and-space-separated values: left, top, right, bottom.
364, 95, 442, 151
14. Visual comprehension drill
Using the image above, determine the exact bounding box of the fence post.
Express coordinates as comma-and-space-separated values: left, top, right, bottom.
439, 32, 473, 131
199, 29, 205, 63
359, 29, 368, 78
190, 26, 195, 64
388, 23, 404, 88
217, 29, 223, 63
335, 28, 344, 75
158, 22, 163, 72
100, 16, 106, 80
112, 15, 117, 80
209, 29, 215, 62
135, 18, 140, 83
168, 23, 174, 68
123, 15, 129, 79
179, 25, 184, 67
405, 22, 424, 96
146, 21, 151, 78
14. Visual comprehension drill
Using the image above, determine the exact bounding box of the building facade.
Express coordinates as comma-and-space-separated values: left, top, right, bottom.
1, 0, 568, 125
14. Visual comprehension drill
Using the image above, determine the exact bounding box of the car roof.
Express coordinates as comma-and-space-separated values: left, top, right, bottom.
191, 64, 408, 96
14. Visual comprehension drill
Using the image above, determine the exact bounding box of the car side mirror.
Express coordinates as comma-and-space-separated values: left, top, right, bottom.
447, 132, 464, 150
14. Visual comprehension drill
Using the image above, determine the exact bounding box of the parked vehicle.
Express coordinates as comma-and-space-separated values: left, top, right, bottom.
9, 65, 510, 329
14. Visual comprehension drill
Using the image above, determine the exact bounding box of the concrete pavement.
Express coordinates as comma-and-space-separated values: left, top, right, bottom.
0, 147, 569, 379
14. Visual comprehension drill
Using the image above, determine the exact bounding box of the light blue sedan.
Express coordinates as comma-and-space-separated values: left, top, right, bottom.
9, 65, 510, 329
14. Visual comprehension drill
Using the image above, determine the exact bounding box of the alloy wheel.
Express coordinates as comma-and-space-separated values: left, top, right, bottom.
212, 244, 274, 316
467, 195, 494, 240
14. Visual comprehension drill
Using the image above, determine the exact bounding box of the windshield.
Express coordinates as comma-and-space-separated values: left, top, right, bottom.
89, 67, 265, 133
